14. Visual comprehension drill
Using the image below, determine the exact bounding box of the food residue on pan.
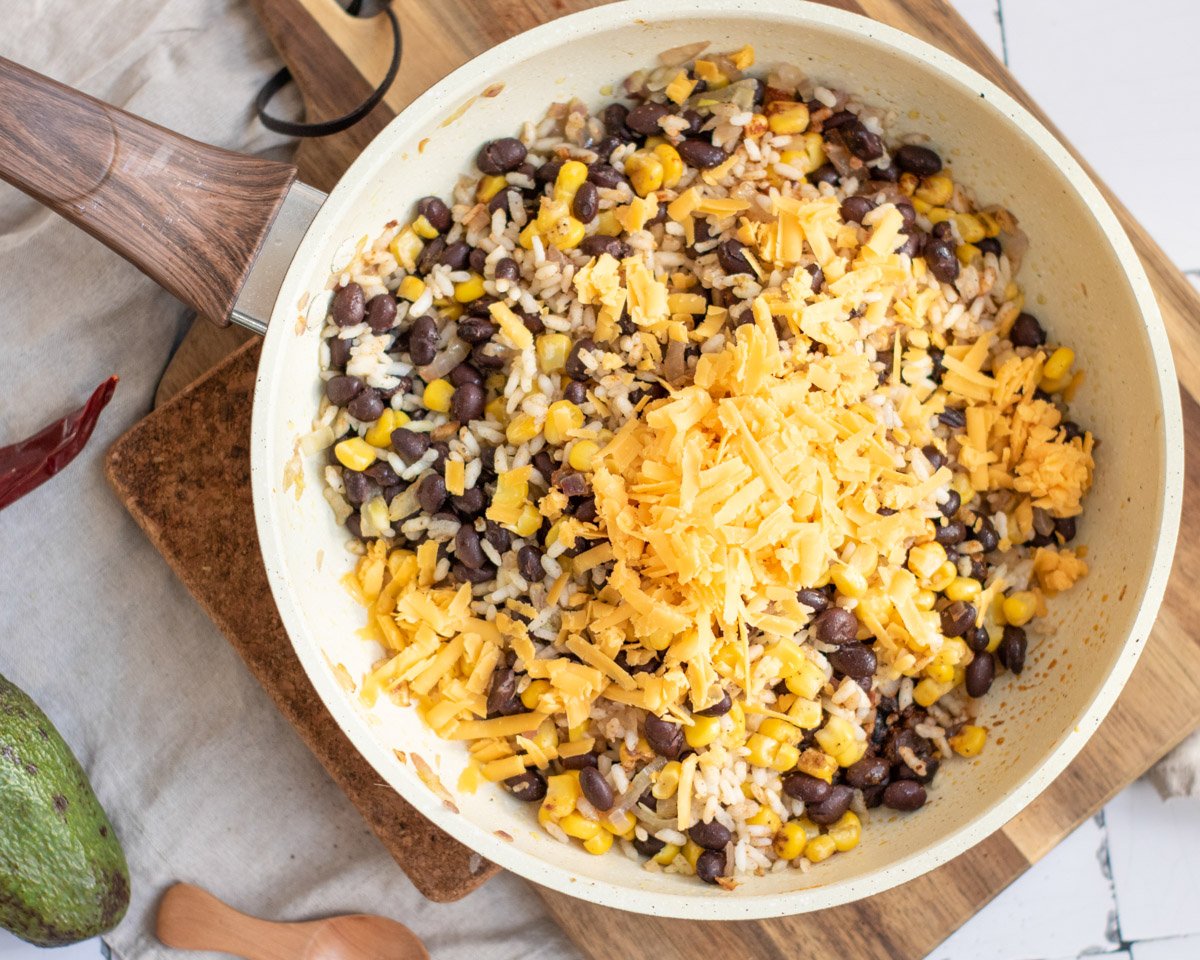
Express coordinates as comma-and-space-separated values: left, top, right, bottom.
440, 96, 479, 128
413, 752, 459, 813
483, 82, 505, 98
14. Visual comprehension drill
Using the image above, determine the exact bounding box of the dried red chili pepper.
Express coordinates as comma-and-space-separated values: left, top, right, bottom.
0, 376, 118, 511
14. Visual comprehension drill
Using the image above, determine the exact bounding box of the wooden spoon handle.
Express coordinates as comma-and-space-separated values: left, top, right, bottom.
0, 57, 297, 327
157, 882, 312, 960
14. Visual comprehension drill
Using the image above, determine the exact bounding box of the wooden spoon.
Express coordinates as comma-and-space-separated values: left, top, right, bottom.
157, 882, 430, 960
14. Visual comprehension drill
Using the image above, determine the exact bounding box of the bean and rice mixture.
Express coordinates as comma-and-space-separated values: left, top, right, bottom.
307, 42, 1095, 886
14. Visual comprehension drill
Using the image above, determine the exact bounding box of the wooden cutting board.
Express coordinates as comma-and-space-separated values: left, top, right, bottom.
111, 0, 1200, 952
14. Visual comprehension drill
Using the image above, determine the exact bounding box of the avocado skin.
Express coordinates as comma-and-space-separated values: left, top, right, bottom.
0, 672, 130, 946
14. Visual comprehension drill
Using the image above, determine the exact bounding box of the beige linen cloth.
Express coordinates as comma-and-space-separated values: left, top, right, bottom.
0, 3, 1195, 958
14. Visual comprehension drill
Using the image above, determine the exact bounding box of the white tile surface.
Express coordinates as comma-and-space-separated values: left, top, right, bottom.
1106, 779, 1200, 942
1131, 935, 1200, 960
926, 815, 1118, 960
0, 932, 101, 958
1002, 0, 1200, 271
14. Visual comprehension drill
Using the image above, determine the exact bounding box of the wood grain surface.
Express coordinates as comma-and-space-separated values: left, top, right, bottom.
0, 57, 296, 328
114, 0, 1200, 948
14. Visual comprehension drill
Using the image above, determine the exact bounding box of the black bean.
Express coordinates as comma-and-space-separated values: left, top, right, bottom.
438, 241, 470, 271
600, 103, 632, 140
697, 689, 732, 717
1055, 515, 1077, 542
939, 407, 966, 430
342, 471, 375, 506
447, 364, 482, 389
807, 784, 854, 825
486, 189, 515, 217
918, 445, 943, 471
977, 237, 1002, 257
644, 714, 684, 760
561, 752, 598, 770
477, 137, 527, 174
782, 772, 833, 805
967, 625, 990, 654
688, 819, 731, 851
565, 338, 596, 380
823, 110, 857, 132
626, 102, 671, 136
408, 315, 439, 366
934, 520, 967, 547
534, 158, 564, 184
843, 123, 884, 161
677, 138, 728, 170
925, 238, 959, 283
478, 522, 508, 557
829, 644, 877, 685
882, 780, 926, 811
365, 294, 397, 333
895, 232, 924, 258
579, 767, 614, 811
810, 163, 840, 187
1061, 420, 1084, 442
451, 487, 485, 518
965, 651, 996, 698
344, 511, 365, 540
564, 381, 587, 405
532, 451, 555, 483
578, 235, 630, 260
696, 849, 726, 884
520, 309, 545, 336
797, 588, 830, 616
558, 472, 589, 497
347, 389, 384, 422
894, 144, 943, 177
453, 524, 484, 569
572, 180, 599, 222
332, 283, 365, 327
845, 756, 890, 789
716, 239, 752, 275
458, 315, 498, 343
415, 236, 445, 275
452, 561, 495, 585
494, 257, 520, 283
1010, 312, 1047, 348
814, 606, 858, 644
517, 545, 545, 582
998, 624, 1027, 675
487, 665, 521, 716
325, 375, 364, 407
894, 201, 917, 230
972, 517, 1000, 553
840, 195, 875, 224
573, 496, 598, 523
588, 163, 626, 189
365, 461, 399, 488
932, 220, 954, 241
469, 247, 489, 275
417, 474, 447, 513
940, 489, 962, 518
451, 382, 485, 423
940, 601, 976, 638
391, 428, 430, 465
430, 441, 450, 472
682, 108, 705, 135
416, 196, 452, 233
328, 336, 351, 370
632, 834, 665, 858
505, 770, 547, 802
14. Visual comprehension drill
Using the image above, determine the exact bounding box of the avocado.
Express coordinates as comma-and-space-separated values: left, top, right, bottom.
0, 672, 129, 946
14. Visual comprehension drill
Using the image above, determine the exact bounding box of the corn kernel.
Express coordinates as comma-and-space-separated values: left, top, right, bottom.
518, 222, 540, 250
422, 378, 454, 413
685, 715, 721, 750
804, 834, 837, 863
815, 716, 863, 767
787, 697, 823, 730
388, 227, 423, 271
568, 440, 599, 472
454, 274, 486, 303
603, 810, 637, 839
928, 560, 958, 593
412, 214, 439, 240
547, 216, 586, 251
536, 333, 572, 373
440, 301, 464, 321
950, 724, 988, 758
364, 408, 409, 448
626, 152, 664, 198
746, 733, 779, 767
908, 541, 948, 580
773, 821, 808, 860
652, 761, 682, 800
506, 413, 541, 445
913, 677, 953, 708
554, 160, 589, 202
664, 71, 697, 105
795, 131, 827, 174
681, 839, 704, 872
476, 174, 508, 203
583, 830, 613, 855
828, 811, 861, 852
513, 502, 542, 538
1003, 591, 1038, 627
926, 206, 953, 225
730, 44, 755, 70
771, 742, 800, 772
1042, 346, 1075, 381
915, 173, 954, 206
957, 243, 980, 265
595, 210, 622, 237
484, 396, 507, 422
521, 678, 552, 711
334, 437, 377, 471
758, 717, 801, 746
911, 197, 933, 215
397, 275, 426, 301
652, 143, 684, 189
694, 59, 727, 88
925, 656, 954, 684
653, 842, 681, 866
541, 771, 580, 820
945, 577, 982, 603
914, 589, 937, 611
747, 804, 782, 835
797, 749, 838, 783
767, 102, 811, 135
560, 812, 603, 841
831, 564, 868, 599
954, 213, 986, 244
544, 400, 584, 445
785, 657, 827, 700
899, 171, 919, 196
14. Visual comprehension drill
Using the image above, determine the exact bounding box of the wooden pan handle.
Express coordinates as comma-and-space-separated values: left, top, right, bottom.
0, 57, 298, 327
